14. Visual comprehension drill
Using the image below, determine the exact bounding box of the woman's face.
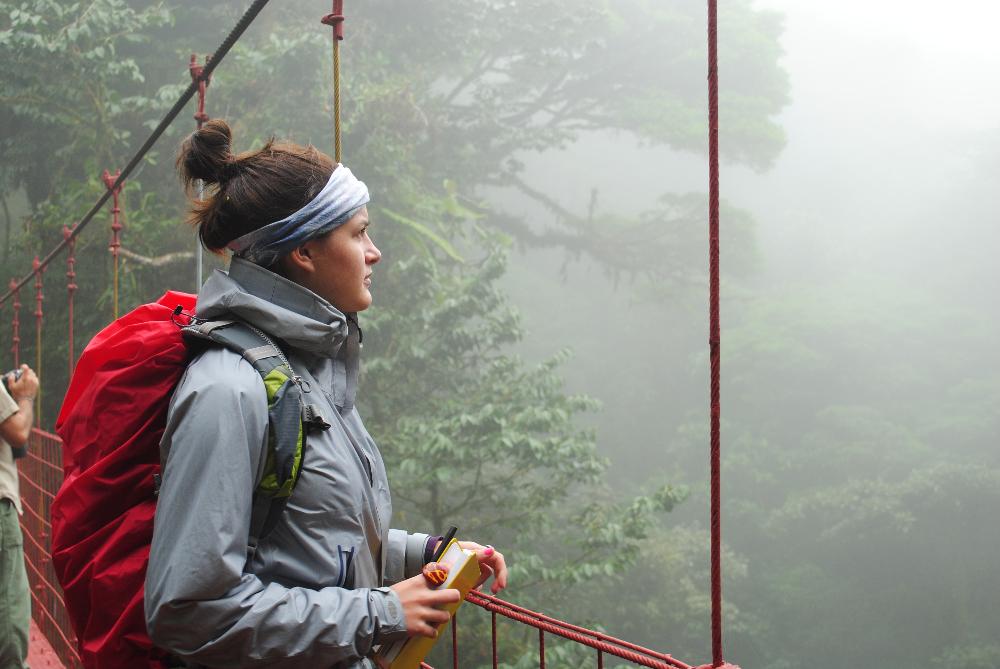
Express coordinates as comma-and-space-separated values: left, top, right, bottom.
297, 206, 381, 312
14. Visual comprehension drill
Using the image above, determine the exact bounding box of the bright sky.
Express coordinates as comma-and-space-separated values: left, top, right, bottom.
726, 0, 1000, 286
754, 0, 1000, 131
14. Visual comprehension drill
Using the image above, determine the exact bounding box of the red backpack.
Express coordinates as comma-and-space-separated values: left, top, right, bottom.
51, 291, 307, 669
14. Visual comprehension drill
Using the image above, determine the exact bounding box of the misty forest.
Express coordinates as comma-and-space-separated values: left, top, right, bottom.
1, 1, 998, 668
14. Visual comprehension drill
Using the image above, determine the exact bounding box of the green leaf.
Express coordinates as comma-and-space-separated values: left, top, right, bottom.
380, 208, 465, 263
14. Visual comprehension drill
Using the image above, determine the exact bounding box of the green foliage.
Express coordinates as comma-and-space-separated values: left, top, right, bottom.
935, 642, 1000, 669
589, 525, 753, 661
0, 0, 171, 204
363, 243, 602, 531
0, 1, 795, 666
668, 276, 1000, 668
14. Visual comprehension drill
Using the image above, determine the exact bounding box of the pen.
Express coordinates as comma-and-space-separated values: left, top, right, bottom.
433, 525, 458, 562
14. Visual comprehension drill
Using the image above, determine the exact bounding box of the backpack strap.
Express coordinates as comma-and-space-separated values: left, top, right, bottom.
247, 492, 286, 562
181, 319, 325, 560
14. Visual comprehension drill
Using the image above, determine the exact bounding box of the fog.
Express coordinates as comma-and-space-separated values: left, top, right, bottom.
741, 0, 1000, 292
497, 1, 1000, 665
2, 1, 998, 667
503, 0, 1000, 476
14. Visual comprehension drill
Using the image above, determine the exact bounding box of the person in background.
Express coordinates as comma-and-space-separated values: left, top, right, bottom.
0, 363, 39, 669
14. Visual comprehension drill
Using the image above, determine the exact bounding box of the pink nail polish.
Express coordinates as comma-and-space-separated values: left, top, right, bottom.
483, 547, 494, 556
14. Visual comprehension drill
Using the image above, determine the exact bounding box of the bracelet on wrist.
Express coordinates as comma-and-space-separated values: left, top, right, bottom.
15, 396, 35, 403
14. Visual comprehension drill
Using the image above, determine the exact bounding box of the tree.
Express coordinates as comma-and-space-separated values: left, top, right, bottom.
0, 0, 170, 207
672, 275, 1000, 669
1, 2, 791, 665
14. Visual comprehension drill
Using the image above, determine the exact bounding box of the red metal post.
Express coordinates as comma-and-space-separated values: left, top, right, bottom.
9, 279, 20, 366
320, 0, 345, 39
32, 256, 43, 427
188, 54, 212, 129
492, 610, 498, 669
103, 169, 124, 319
451, 613, 458, 669
63, 226, 77, 375
706, 0, 724, 667
539, 629, 546, 669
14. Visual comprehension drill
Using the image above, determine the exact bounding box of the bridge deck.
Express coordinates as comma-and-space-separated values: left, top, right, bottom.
29, 618, 65, 669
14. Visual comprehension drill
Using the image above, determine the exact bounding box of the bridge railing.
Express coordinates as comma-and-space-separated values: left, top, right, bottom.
20, 429, 81, 668
19, 428, 691, 669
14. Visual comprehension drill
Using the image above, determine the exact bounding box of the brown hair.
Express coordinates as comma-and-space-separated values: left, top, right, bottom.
177, 119, 335, 253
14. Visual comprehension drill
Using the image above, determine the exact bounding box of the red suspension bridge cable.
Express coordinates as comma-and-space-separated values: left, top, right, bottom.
0, 0, 274, 307
63, 225, 77, 376
32, 256, 43, 425
706, 1, 727, 668
468, 592, 694, 669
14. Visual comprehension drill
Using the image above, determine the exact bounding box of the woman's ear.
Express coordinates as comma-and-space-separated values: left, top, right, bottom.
285, 243, 316, 274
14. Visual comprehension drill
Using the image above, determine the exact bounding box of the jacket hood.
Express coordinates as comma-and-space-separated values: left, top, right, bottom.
196, 256, 350, 358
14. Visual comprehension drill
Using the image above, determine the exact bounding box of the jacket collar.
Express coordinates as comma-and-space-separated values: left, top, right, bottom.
196, 256, 350, 359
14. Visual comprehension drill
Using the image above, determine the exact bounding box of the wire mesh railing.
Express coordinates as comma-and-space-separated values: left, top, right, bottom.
20, 429, 82, 668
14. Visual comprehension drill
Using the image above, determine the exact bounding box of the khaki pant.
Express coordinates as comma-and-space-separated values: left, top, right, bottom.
0, 499, 29, 669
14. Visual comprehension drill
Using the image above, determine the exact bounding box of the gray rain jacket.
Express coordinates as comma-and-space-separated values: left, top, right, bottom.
145, 258, 430, 668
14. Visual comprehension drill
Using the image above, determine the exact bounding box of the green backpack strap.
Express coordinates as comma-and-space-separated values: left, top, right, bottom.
182, 319, 328, 558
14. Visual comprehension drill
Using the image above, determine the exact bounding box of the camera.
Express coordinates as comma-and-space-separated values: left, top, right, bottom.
1, 369, 26, 459
1, 368, 22, 393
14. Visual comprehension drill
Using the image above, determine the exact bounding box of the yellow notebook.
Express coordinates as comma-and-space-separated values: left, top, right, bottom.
375, 539, 481, 669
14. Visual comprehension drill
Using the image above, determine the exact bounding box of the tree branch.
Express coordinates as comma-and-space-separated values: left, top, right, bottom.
499, 68, 571, 126
119, 247, 194, 267
444, 54, 496, 105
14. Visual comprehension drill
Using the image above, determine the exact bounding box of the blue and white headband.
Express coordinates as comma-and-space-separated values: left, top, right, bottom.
226, 164, 370, 266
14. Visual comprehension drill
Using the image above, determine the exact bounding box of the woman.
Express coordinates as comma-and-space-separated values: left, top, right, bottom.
145, 119, 506, 668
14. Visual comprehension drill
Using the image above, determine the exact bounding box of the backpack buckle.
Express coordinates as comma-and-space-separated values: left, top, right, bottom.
303, 404, 331, 431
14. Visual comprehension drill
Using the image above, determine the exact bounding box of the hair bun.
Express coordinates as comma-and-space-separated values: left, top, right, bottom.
177, 118, 235, 185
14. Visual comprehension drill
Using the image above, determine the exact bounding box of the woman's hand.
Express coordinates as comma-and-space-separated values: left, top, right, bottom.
389, 572, 460, 638
456, 541, 508, 594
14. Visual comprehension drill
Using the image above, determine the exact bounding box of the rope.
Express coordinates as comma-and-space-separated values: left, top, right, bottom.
16, 473, 55, 503
468, 592, 694, 669
196, 178, 205, 289
190, 54, 211, 290
321, 0, 346, 162
23, 449, 62, 476
334, 38, 342, 162
28, 426, 61, 441
21, 490, 52, 532
9, 282, 19, 366
0, 0, 274, 307
18, 491, 52, 531
706, 0, 723, 666
64, 226, 76, 376
32, 258, 42, 426
113, 252, 119, 318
